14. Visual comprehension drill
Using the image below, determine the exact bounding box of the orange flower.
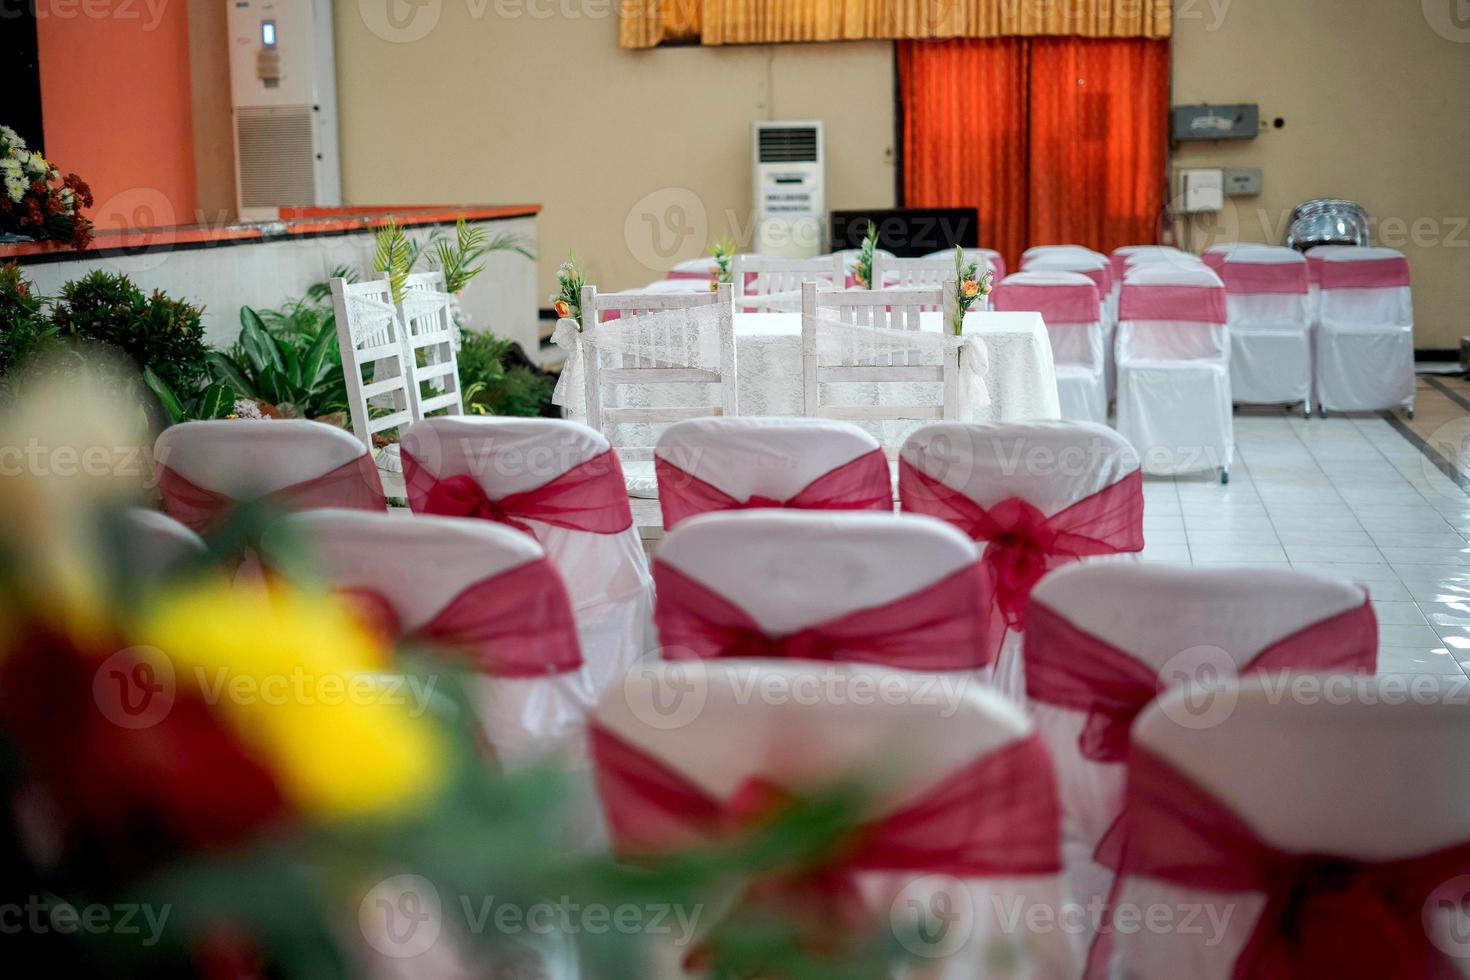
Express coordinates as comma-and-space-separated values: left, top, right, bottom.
553, 298, 571, 318
961, 279, 980, 298
980, 281, 992, 296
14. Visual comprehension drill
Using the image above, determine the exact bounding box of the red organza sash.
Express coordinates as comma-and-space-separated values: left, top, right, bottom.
1025, 597, 1377, 763
593, 724, 1061, 876
1091, 746, 1470, 980
333, 558, 582, 677
401, 447, 633, 536
898, 460, 1144, 631
1220, 260, 1309, 295
655, 449, 891, 530
1119, 284, 1228, 323
1321, 256, 1411, 290
158, 454, 386, 533
653, 561, 1003, 671
993, 282, 1101, 324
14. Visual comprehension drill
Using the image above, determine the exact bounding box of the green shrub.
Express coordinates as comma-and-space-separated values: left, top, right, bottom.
0, 263, 54, 385
48, 270, 210, 395
458, 330, 554, 417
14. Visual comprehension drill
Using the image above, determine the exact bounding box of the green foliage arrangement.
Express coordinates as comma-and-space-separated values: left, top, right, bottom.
48, 270, 211, 396
0, 262, 54, 386
429, 217, 535, 294
853, 221, 878, 289
458, 330, 554, 417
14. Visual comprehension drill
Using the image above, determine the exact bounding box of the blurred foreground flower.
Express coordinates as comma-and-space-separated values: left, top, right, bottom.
132, 580, 445, 822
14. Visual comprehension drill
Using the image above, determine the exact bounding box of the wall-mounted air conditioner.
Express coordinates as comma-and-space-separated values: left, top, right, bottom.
752, 121, 824, 258
227, 0, 341, 221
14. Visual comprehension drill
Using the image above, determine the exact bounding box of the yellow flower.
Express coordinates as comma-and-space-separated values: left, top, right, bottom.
133, 581, 445, 822
961, 279, 980, 298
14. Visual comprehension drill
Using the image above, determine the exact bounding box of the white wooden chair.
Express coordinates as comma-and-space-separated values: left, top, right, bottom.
579, 282, 737, 461
871, 254, 954, 289
396, 270, 464, 420
732, 253, 845, 311
329, 277, 414, 450
801, 281, 966, 424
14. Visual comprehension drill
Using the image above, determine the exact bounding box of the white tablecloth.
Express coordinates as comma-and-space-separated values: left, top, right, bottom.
559, 310, 1059, 434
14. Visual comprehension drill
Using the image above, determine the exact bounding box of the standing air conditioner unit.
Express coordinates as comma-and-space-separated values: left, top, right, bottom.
227, 0, 341, 221
752, 121, 824, 258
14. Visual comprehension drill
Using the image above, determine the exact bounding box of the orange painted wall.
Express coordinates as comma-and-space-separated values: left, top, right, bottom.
36, 3, 198, 230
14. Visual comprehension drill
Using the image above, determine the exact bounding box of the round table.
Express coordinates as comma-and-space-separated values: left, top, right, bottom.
559, 309, 1059, 431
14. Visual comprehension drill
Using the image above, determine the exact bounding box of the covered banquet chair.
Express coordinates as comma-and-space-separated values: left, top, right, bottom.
154, 419, 386, 532
399, 416, 654, 692
1022, 562, 1378, 973
1315, 247, 1415, 416
1217, 245, 1312, 415
652, 509, 1004, 679
263, 509, 593, 769
991, 271, 1108, 424
592, 658, 1076, 980
1115, 264, 1233, 480
654, 416, 890, 530
1100, 676, 1466, 980
898, 421, 1143, 702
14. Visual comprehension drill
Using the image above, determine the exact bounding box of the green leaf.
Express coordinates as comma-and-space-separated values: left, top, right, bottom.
279, 339, 302, 389
239, 306, 285, 375
300, 323, 337, 389
197, 383, 235, 419
206, 350, 256, 397
256, 365, 294, 405
142, 366, 185, 425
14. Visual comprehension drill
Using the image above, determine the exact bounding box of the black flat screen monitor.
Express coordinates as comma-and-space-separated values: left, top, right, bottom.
829, 208, 979, 257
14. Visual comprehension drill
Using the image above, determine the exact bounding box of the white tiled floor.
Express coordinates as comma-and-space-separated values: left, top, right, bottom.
1140, 411, 1470, 679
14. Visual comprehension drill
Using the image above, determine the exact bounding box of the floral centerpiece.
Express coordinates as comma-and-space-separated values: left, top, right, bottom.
852, 221, 879, 288
951, 245, 993, 337
550, 251, 585, 328
0, 125, 93, 250
710, 235, 734, 291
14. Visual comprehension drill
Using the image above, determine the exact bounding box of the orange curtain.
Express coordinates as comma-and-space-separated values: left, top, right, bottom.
897, 39, 1030, 271
899, 37, 1169, 272
1028, 38, 1170, 252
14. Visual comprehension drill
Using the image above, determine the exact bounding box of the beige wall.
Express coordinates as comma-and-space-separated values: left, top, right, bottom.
331, 3, 1466, 347
1171, 1, 1470, 348
332, 8, 894, 314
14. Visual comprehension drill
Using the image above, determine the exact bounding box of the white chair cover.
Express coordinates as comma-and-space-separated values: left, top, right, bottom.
992, 272, 1107, 424
1304, 244, 1352, 324
899, 420, 1141, 702
119, 508, 206, 583
1111, 676, 1470, 980
653, 416, 888, 524
657, 508, 975, 637
594, 659, 1077, 980
154, 418, 372, 498
1218, 246, 1312, 407
397, 416, 654, 697
1315, 247, 1415, 413
266, 508, 599, 770
1026, 562, 1375, 967
1115, 265, 1233, 477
